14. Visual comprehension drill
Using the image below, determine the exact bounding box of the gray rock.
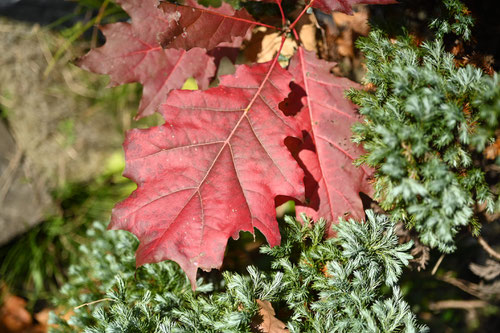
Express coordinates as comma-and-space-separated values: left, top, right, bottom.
0, 121, 54, 245
0, 19, 131, 245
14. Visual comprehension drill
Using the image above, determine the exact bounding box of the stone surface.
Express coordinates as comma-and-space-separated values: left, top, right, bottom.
0, 19, 136, 245
0, 121, 53, 245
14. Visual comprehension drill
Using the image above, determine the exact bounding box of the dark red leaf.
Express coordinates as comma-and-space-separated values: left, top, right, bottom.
159, 0, 255, 50
288, 47, 373, 235
254, 0, 397, 14
110, 62, 304, 287
311, 0, 398, 14
78, 0, 219, 119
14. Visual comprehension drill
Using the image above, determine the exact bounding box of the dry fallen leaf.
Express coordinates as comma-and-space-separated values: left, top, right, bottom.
395, 222, 430, 271
252, 299, 289, 333
484, 137, 500, 160
295, 14, 318, 52
299, 21, 317, 51
0, 295, 32, 331
332, 8, 370, 35
470, 259, 500, 281
34, 308, 51, 329
244, 27, 297, 64
332, 7, 369, 58
244, 11, 316, 64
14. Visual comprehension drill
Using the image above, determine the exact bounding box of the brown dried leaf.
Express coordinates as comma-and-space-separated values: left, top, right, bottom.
331, 6, 370, 58
395, 222, 430, 271
252, 300, 289, 333
410, 243, 430, 271
299, 22, 317, 52
294, 13, 318, 52
484, 137, 500, 160
332, 8, 370, 35
0, 295, 32, 331
470, 259, 500, 281
476, 280, 500, 301
244, 27, 297, 64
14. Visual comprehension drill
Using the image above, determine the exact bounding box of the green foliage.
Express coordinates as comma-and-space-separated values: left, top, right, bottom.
472, 74, 500, 154
348, 29, 497, 253
429, 0, 474, 40
51, 211, 426, 332
473, 73, 500, 209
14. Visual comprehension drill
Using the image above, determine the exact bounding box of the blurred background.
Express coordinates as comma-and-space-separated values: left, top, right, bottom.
0, 0, 499, 332
0, 1, 144, 331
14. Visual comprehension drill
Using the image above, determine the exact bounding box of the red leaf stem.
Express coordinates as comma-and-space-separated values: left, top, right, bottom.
275, 0, 286, 27
289, 0, 315, 31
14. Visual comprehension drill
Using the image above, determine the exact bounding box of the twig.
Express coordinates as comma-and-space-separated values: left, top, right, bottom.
429, 300, 489, 311
74, 297, 113, 310
44, 18, 97, 77
431, 253, 445, 275
437, 272, 482, 299
478, 236, 500, 261
275, 0, 286, 27
289, 0, 315, 31
91, 0, 111, 49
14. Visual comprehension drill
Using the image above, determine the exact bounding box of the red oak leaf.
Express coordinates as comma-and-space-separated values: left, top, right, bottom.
159, 0, 256, 50
288, 47, 373, 235
255, 0, 397, 15
78, 0, 256, 119
78, 0, 215, 119
110, 61, 304, 288
311, 0, 398, 14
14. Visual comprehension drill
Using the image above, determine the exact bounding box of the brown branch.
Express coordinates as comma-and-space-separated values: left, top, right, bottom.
431, 254, 445, 275
437, 272, 482, 299
478, 236, 500, 261
429, 300, 489, 311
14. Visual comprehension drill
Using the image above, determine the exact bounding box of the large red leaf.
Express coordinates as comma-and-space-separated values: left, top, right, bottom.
288, 47, 373, 235
110, 62, 304, 287
78, 0, 255, 119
